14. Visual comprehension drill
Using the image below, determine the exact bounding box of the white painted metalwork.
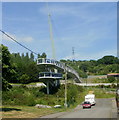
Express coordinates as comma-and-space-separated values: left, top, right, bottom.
37, 58, 81, 83
39, 72, 62, 79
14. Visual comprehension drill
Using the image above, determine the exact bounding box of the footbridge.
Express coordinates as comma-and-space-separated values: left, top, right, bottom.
37, 58, 81, 82
37, 58, 82, 94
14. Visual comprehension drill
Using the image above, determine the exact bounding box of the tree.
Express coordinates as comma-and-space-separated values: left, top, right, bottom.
19, 74, 30, 84
2, 44, 11, 81
25, 52, 29, 61
2, 78, 12, 91
37, 54, 41, 58
30, 52, 34, 61
97, 56, 118, 65
41, 52, 47, 58
79, 63, 88, 72
1, 44, 12, 90
21, 53, 24, 58
10, 51, 39, 83
24, 62, 39, 83
107, 76, 116, 83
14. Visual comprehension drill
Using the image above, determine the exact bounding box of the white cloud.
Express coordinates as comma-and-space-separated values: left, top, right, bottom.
21, 37, 33, 42
2, 33, 16, 41
5, 17, 35, 22
38, 5, 68, 15
2, 32, 34, 43
60, 30, 104, 49
38, 3, 93, 17
38, 2, 116, 21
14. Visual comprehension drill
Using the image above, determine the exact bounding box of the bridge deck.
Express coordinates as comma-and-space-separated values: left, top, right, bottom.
37, 58, 82, 83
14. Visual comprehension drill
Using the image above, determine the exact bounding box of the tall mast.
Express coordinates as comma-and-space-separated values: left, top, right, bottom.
46, 3, 56, 60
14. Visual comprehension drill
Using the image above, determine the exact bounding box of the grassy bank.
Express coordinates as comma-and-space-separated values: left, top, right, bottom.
2, 84, 115, 118
1, 105, 65, 118
2, 84, 84, 106
2, 84, 84, 118
83, 87, 115, 98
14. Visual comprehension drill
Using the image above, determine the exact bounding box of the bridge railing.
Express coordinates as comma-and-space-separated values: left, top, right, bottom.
37, 58, 81, 81
37, 58, 65, 69
39, 72, 62, 79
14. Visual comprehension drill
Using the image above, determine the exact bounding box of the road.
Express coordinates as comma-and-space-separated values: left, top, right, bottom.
40, 98, 117, 119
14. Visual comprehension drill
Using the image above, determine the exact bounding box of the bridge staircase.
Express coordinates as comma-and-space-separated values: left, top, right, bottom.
37, 58, 82, 94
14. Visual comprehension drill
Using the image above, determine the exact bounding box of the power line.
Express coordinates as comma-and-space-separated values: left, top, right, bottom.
0, 30, 38, 55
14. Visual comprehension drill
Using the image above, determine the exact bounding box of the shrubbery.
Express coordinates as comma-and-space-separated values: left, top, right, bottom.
107, 76, 116, 83
2, 84, 84, 107
2, 86, 36, 106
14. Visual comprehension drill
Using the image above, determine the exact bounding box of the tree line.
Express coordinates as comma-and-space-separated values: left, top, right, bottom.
60, 55, 119, 78
2, 44, 119, 90
1, 44, 46, 90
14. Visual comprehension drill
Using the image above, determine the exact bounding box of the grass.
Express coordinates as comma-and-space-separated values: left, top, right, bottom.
1, 84, 84, 118
10, 82, 43, 86
1, 105, 65, 118
1, 84, 116, 118
83, 87, 115, 98
83, 77, 110, 83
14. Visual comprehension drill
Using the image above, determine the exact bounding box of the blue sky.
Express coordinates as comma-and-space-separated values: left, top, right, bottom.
2, 2, 117, 60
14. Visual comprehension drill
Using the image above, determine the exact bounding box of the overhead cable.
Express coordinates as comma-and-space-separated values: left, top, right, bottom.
0, 29, 38, 55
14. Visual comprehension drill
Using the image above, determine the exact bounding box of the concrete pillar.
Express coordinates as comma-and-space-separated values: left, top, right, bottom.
55, 80, 58, 86
57, 80, 60, 86
47, 81, 50, 94
54, 69, 58, 73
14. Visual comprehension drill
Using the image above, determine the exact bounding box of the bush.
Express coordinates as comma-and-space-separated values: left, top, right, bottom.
19, 74, 30, 84
67, 84, 83, 106
107, 76, 116, 83
2, 84, 84, 107
2, 78, 12, 91
2, 86, 36, 106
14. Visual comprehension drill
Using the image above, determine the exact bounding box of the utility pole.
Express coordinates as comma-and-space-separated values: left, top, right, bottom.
72, 47, 75, 62
64, 65, 68, 108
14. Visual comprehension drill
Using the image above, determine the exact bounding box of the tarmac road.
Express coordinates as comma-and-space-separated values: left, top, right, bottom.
40, 98, 117, 119
58, 99, 114, 118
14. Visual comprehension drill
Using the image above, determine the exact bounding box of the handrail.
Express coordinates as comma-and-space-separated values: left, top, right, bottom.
39, 72, 62, 79
37, 58, 81, 82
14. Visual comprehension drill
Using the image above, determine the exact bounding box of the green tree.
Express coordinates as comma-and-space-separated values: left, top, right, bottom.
1, 44, 12, 90
37, 53, 41, 58
41, 52, 47, 58
21, 53, 24, 58
107, 76, 116, 83
19, 74, 30, 84
11, 52, 39, 83
97, 56, 118, 65
30, 52, 34, 61
25, 52, 29, 61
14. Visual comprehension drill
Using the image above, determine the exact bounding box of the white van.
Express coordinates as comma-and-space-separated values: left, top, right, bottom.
85, 94, 96, 105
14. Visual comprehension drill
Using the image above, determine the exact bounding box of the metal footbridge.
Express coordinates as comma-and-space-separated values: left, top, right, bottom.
36, 5, 82, 94
37, 58, 81, 83
39, 72, 62, 79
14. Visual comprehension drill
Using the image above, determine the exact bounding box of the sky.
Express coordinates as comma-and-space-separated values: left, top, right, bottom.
2, 2, 117, 60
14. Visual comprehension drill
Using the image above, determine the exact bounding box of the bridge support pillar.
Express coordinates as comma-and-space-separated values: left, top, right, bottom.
55, 80, 60, 87
54, 69, 58, 73
47, 81, 50, 94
